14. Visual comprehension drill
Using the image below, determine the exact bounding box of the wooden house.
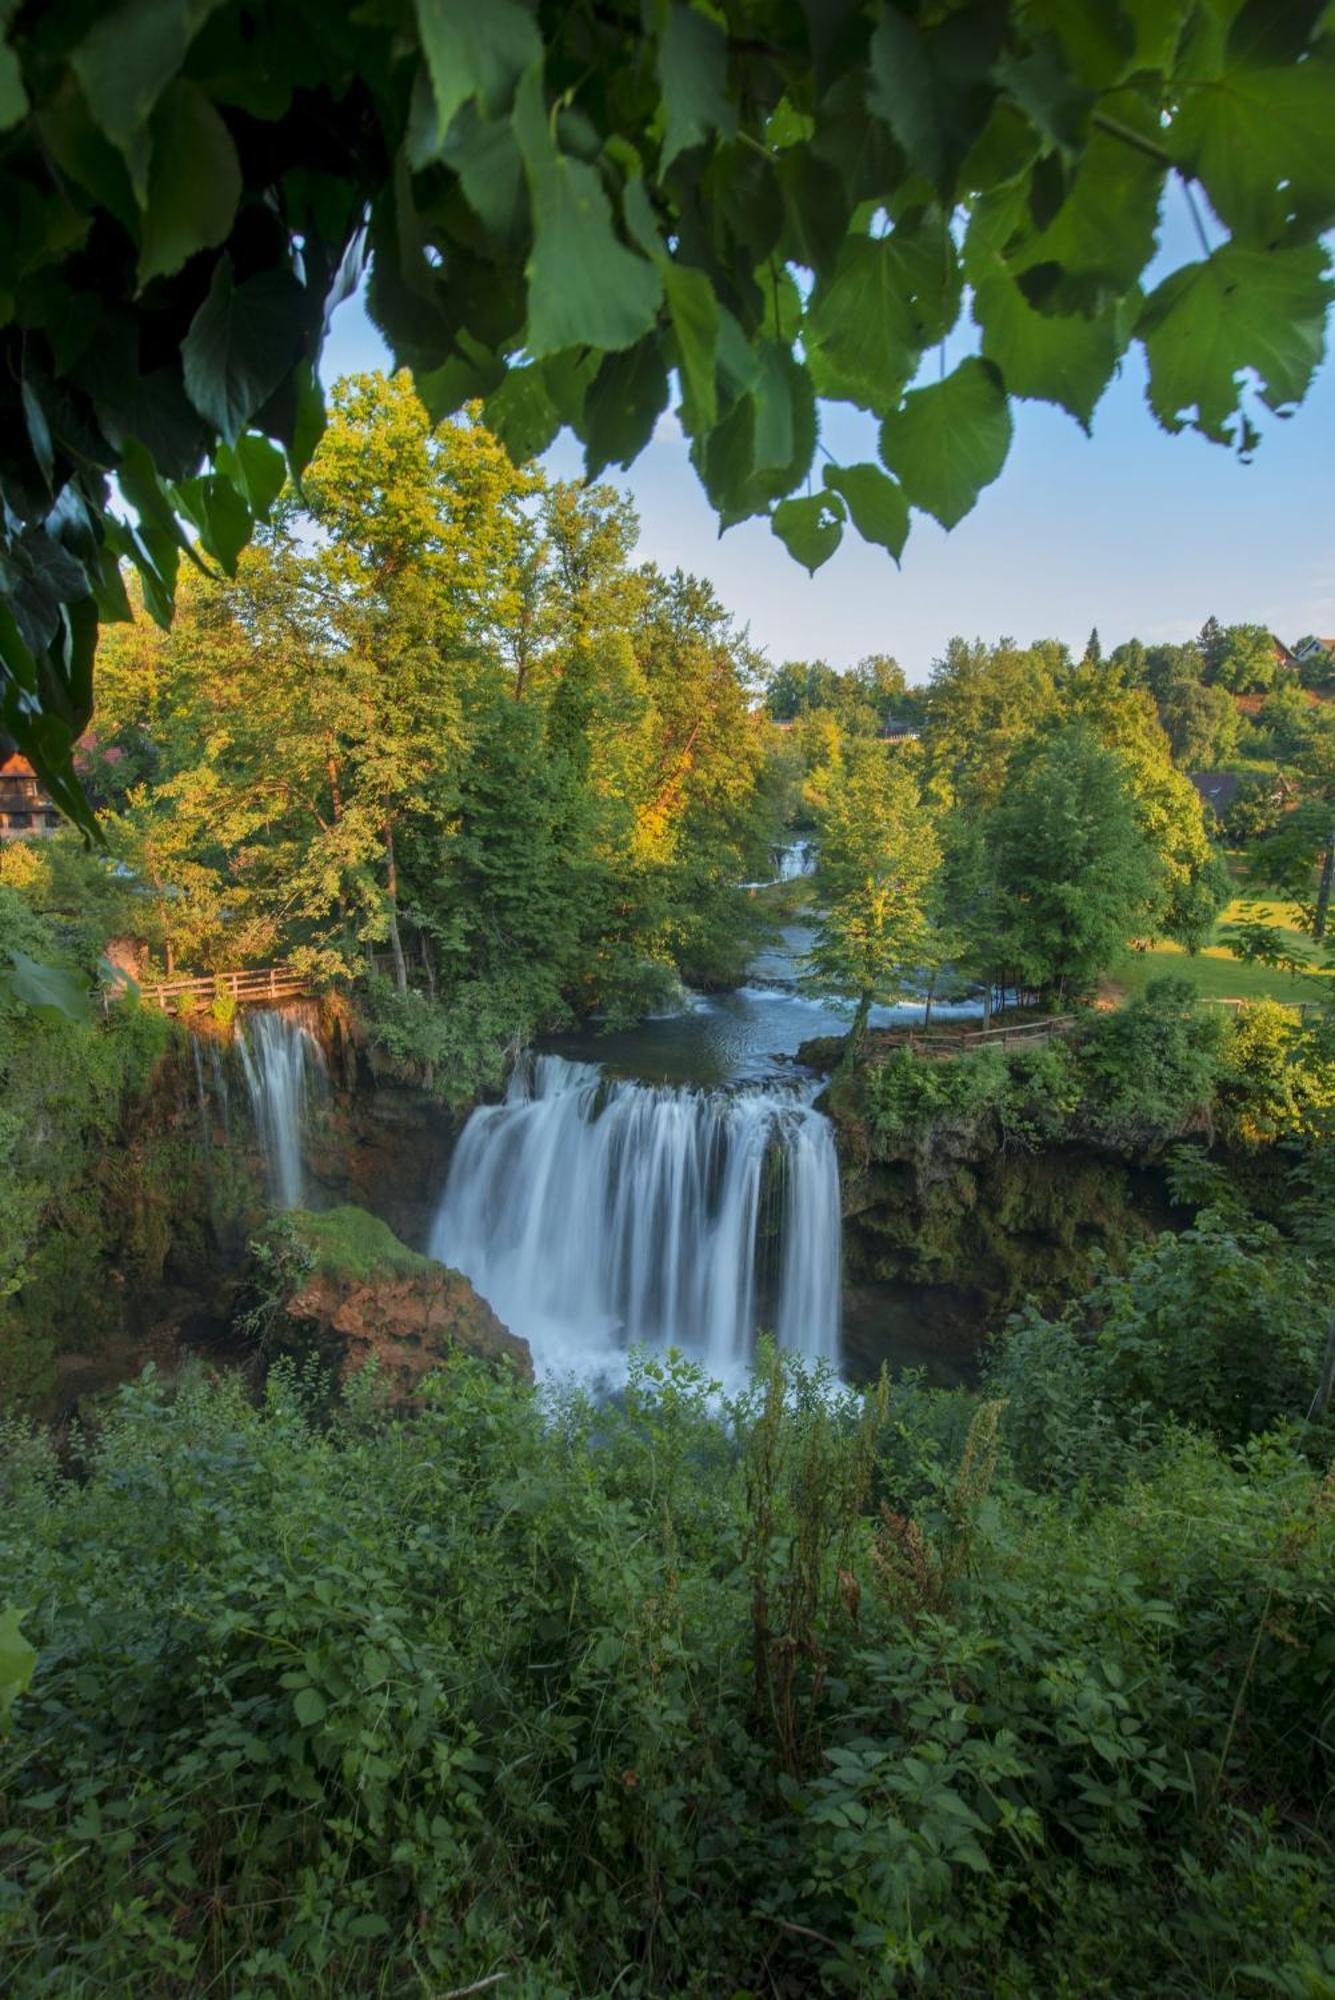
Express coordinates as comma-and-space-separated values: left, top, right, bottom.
0, 748, 61, 839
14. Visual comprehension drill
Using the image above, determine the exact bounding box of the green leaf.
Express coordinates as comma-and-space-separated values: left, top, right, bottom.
118, 436, 190, 549
1004, 118, 1166, 290
657, 4, 736, 173
172, 472, 252, 574
413, 0, 539, 145
6, 950, 92, 1022
182, 255, 309, 446
435, 104, 526, 236
292, 1685, 327, 1728
583, 337, 670, 478
482, 364, 563, 462
867, 1, 1003, 191
512, 67, 662, 357
662, 264, 718, 434
974, 269, 1125, 428
751, 341, 798, 472
1171, 61, 1335, 240
0, 1606, 37, 1723
137, 79, 240, 285
806, 221, 961, 411
21, 380, 54, 490
822, 462, 910, 560
994, 37, 1095, 151
1138, 242, 1333, 445
1021, 0, 1139, 89
771, 491, 845, 574
345, 1913, 391, 1940
287, 364, 327, 482
879, 357, 1012, 528
416, 337, 506, 424
215, 433, 287, 518
71, 0, 224, 197
0, 35, 28, 131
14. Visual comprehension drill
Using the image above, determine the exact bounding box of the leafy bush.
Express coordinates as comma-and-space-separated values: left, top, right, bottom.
1, 1353, 1332, 1997
359, 970, 559, 1106
1071, 978, 1228, 1149
991, 1212, 1333, 1471
0, 892, 181, 1400
861, 981, 1228, 1160
1220, 999, 1335, 1143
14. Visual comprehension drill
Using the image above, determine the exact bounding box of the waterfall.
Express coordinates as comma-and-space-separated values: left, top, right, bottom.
237, 1005, 327, 1210
430, 1055, 841, 1385
774, 839, 816, 881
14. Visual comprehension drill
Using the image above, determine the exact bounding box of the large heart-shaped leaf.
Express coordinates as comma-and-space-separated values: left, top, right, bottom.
182, 255, 309, 446
879, 357, 1012, 528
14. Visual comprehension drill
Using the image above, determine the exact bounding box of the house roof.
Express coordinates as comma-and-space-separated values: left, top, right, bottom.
0, 751, 38, 779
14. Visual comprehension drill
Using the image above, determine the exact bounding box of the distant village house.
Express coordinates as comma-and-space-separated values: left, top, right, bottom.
0, 747, 60, 839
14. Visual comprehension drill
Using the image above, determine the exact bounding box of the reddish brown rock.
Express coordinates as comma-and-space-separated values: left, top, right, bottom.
275, 1208, 532, 1397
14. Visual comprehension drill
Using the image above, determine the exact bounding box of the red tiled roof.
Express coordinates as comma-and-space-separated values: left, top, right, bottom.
0, 751, 37, 778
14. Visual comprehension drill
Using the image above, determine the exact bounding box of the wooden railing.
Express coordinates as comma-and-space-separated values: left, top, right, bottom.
129, 966, 312, 1013
870, 1014, 1078, 1058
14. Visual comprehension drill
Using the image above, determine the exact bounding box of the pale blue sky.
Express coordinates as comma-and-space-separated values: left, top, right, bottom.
320, 189, 1335, 686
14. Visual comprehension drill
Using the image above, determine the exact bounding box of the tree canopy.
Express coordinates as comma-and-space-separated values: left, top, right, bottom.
2, 0, 1334, 819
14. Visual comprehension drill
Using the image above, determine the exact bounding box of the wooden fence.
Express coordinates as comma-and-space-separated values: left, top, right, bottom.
127, 966, 312, 1013
870, 1014, 1079, 1059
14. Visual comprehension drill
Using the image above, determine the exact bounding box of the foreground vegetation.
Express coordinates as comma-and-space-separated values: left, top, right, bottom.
2, 1329, 1332, 1999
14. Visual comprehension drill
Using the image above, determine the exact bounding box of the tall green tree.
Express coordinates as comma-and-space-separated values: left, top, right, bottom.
805, 739, 942, 1052
1253, 714, 1335, 944
1206, 623, 1281, 694
981, 724, 1161, 1005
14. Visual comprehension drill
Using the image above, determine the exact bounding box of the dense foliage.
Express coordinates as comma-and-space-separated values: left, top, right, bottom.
0, 886, 192, 1402
856, 978, 1233, 1157
3, 2, 1334, 812
1, 1346, 1332, 1998
76, 373, 774, 1097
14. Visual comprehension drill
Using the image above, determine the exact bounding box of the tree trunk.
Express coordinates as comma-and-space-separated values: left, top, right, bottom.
1314, 824, 1334, 943
843, 988, 873, 1065
923, 968, 937, 1029
982, 976, 992, 1030
383, 819, 408, 993
420, 931, 436, 1001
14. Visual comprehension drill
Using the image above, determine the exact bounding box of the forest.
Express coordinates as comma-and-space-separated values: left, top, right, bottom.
2, 2, 1335, 1996
2, 372, 1334, 1998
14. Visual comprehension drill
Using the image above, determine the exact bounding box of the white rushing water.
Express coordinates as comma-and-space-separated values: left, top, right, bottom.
430, 1055, 841, 1387
237, 1005, 327, 1210
774, 838, 816, 881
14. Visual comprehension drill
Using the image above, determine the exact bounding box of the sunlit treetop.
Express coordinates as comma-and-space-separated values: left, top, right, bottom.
1, 0, 1333, 821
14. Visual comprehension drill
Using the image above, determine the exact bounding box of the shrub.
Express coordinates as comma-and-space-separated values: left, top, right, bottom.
1, 1355, 1332, 1997
991, 1211, 1333, 1467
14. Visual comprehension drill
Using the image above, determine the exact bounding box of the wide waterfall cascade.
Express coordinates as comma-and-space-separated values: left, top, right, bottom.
237, 1005, 327, 1210
430, 1055, 841, 1385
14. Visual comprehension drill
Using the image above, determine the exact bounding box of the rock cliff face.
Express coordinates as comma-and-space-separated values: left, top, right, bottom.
258, 1206, 532, 1397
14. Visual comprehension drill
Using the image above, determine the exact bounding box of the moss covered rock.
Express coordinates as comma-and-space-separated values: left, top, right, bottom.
254, 1205, 532, 1396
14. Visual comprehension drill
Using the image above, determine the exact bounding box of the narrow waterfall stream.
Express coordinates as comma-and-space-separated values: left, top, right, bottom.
430, 1055, 841, 1387
237, 1005, 327, 1210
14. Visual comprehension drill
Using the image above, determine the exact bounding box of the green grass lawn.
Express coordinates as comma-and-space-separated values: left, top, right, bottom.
1112, 890, 1330, 1005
